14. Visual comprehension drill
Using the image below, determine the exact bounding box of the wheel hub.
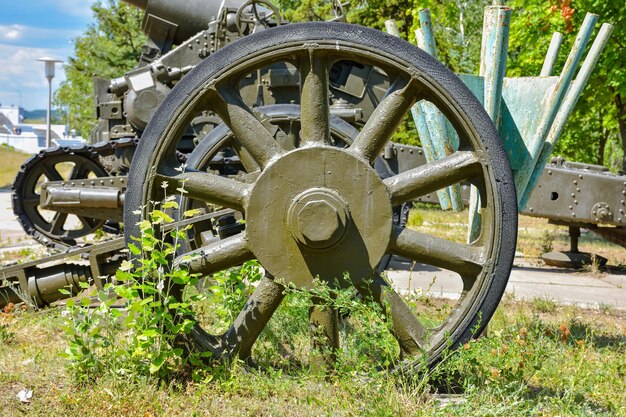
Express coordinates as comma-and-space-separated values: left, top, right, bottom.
246, 147, 392, 289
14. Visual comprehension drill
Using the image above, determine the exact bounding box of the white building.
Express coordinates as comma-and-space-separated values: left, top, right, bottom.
0, 105, 85, 154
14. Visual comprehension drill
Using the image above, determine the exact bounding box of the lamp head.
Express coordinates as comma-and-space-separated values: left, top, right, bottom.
37, 57, 63, 80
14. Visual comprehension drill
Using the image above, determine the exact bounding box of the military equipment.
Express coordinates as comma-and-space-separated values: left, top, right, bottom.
1, 1, 617, 370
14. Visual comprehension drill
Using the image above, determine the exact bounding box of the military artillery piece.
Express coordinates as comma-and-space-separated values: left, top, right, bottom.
0, 1, 616, 369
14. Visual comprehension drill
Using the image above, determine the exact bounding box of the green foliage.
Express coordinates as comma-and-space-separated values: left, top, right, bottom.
345, 0, 415, 38
61, 195, 210, 384
279, 0, 337, 22
274, 279, 401, 374
507, 0, 626, 171
200, 260, 264, 334
54, 0, 145, 138
56, 0, 625, 166
408, 1, 491, 74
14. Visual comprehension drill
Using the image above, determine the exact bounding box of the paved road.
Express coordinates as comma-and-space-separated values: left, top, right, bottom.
387, 256, 626, 310
2, 189, 625, 309
0, 189, 28, 244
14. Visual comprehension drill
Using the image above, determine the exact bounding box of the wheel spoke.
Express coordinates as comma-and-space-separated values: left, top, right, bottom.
221, 275, 285, 360
388, 225, 484, 277
69, 162, 89, 180
78, 215, 98, 230
40, 163, 63, 182
384, 151, 482, 205
173, 232, 253, 275
356, 275, 427, 355
49, 212, 68, 235
209, 85, 285, 169
350, 77, 421, 162
298, 50, 331, 145
22, 195, 40, 208
156, 171, 250, 212
309, 300, 340, 367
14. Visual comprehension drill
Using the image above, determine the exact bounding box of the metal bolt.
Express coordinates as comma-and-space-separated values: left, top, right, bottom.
291, 199, 346, 248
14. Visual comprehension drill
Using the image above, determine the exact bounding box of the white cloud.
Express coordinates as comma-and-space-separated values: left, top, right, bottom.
0, 43, 71, 109
0, 24, 82, 48
5, 28, 23, 41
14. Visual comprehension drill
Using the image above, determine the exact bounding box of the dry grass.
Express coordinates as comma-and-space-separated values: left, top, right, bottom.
0, 145, 29, 188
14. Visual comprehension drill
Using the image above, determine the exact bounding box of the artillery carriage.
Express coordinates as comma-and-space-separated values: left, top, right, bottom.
1, 0, 619, 369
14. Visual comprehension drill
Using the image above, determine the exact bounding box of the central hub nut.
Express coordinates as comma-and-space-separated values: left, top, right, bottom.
288, 189, 348, 249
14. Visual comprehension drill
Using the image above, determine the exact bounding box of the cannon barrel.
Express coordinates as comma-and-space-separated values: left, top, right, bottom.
122, 0, 241, 45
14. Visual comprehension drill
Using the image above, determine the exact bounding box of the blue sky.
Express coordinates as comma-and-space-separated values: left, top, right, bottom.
0, 0, 96, 110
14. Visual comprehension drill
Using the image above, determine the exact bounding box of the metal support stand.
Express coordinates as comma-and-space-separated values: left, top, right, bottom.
541, 226, 607, 269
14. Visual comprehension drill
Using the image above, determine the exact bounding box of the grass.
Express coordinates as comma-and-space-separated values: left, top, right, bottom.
0, 297, 623, 416
1, 183, 625, 416
0, 144, 29, 188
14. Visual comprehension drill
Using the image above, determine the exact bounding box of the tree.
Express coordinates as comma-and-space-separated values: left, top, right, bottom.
55, 1, 145, 138
59, 0, 624, 169
506, 0, 626, 171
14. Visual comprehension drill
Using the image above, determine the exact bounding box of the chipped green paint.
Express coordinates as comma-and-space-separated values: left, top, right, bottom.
390, 8, 612, 215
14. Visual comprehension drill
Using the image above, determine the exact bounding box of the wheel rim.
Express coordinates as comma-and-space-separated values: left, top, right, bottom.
126, 22, 517, 369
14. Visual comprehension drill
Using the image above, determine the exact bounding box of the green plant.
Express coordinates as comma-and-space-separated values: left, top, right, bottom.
532, 297, 558, 314
62, 190, 211, 384
539, 228, 555, 254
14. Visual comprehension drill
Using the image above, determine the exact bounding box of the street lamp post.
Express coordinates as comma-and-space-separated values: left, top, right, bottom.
37, 57, 63, 148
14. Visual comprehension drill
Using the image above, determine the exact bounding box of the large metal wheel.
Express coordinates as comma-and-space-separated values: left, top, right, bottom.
13, 151, 108, 249
125, 23, 517, 370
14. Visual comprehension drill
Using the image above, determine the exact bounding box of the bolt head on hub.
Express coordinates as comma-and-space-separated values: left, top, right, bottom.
288, 189, 348, 249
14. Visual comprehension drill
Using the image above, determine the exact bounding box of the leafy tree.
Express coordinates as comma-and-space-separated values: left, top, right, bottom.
55, 0, 145, 138
506, 0, 626, 171
59, 0, 623, 169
